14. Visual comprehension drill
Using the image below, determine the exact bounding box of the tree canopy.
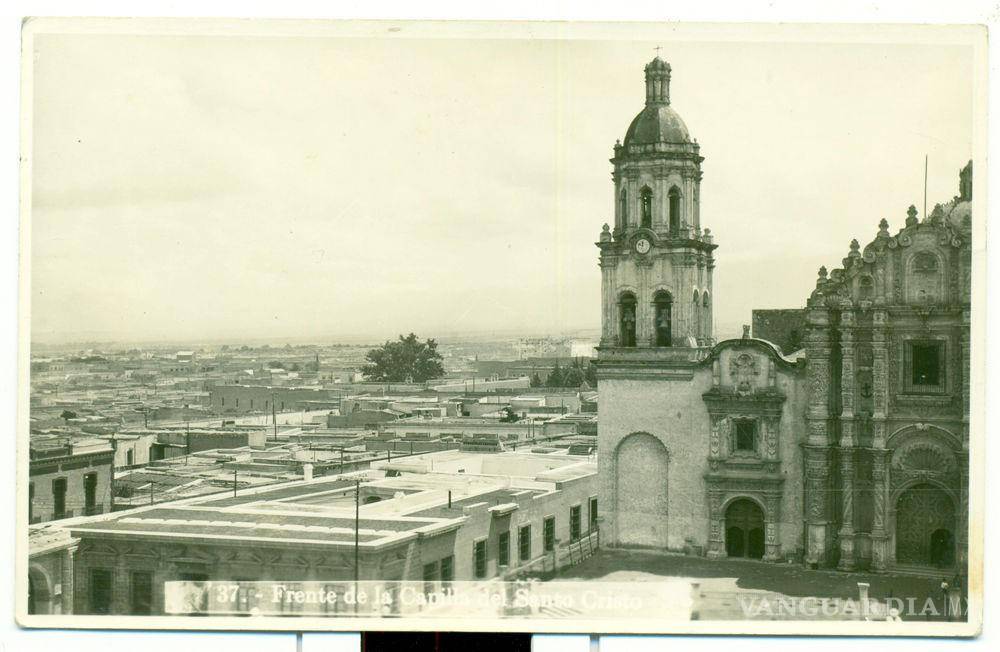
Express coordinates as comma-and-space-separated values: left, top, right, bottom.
361, 333, 445, 383
544, 358, 597, 388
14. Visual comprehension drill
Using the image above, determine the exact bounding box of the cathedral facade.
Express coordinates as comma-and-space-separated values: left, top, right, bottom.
595, 56, 971, 574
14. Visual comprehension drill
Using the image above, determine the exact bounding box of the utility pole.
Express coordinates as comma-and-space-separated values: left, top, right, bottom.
233, 468, 238, 498
109, 435, 117, 508
271, 392, 277, 443
354, 478, 360, 614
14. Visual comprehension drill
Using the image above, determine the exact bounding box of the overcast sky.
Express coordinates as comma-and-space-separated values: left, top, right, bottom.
28, 26, 977, 344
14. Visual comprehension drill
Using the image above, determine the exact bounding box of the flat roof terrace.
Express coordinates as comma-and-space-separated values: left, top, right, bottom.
408, 487, 547, 519
69, 501, 460, 549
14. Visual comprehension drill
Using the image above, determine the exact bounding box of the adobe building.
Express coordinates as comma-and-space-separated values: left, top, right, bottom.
595, 56, 971, 573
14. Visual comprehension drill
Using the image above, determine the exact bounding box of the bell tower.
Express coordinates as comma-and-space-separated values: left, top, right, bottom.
597, 55, 717, 349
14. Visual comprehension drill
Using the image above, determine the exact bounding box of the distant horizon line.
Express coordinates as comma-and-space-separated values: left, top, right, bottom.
29, 321, 751, 350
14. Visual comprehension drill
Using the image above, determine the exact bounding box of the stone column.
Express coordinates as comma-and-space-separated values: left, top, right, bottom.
706, 253, 715, 343
113, 546, 129, 615
838, 310, 857, 570
764, 494, 782, 562
61, 545, 76, 615
637, 262, 652, 347
694, 172, 702, 230
870, 309, 890, 570
958, 455, 969, 573
837, 451, 856, 570
673, 255, 694, 343
804, 306, 834, 566
870, 449, 889, 571
961, 309, 970, 449
706, 490, 725, 559
600, 261, 614, 346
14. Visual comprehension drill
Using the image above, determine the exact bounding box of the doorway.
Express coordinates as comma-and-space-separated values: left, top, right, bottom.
725, 499, 765, 559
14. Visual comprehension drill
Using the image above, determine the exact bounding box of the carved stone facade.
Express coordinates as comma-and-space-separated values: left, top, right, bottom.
596, 58, 971, 576
802, 164, 971, 573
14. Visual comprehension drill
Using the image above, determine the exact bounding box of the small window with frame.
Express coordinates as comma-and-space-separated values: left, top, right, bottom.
905, 340, 946, 393
733, 419, 757, 455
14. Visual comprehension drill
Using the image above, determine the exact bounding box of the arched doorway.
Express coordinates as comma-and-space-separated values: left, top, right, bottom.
895, 483, 955, 567
614, 433, 669, 547
725, 499, 765, 559
27, 567, 53, 615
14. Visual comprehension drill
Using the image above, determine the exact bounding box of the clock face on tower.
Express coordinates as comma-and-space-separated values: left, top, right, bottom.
634, 238, 651, 255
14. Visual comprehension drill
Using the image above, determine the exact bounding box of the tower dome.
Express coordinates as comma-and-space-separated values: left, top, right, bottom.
601, 55, 713, 351
622, 56, 691, 147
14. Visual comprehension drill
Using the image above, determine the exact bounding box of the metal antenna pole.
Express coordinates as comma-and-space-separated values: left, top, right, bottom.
924, 154, 929, 219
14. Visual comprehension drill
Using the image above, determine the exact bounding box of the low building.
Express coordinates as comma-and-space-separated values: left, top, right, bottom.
29, 437, 114, 523
208, 384, 341, 415
65, 450, 597, 615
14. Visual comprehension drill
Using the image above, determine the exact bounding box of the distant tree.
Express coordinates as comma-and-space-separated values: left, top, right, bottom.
584, 360, 598, 387
288, 362, 301, 372
561, 366, 585, 387
362, 333, 445, 383
529, 372, 543, 388
500, 406, 520, 423
267, 360, 285, 369
60, 410, 77, 422
545, 363, 564, 387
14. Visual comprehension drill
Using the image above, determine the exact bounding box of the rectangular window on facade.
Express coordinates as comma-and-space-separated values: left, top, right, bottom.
589, 497, 598, 532
52, 477, 67, 519
570, 505, 582, 541
735, 420, 757, 453
911, 341, 943, 387
473, 540, 487, 579
90, 568, 113, 614
423, 561, 437, 595
498, 531, 510, 567
543, 516, 556, 552
518, 525, 531, 561
84, 472, 98, 515
440, 556, 454, 587
130, 571, 153, 615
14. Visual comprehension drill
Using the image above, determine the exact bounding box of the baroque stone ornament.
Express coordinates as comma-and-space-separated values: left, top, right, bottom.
729, 352, 758, 396
891, 439, 956, 478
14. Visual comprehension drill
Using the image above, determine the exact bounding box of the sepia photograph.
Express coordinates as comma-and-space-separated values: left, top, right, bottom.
14, 18, 986, 636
